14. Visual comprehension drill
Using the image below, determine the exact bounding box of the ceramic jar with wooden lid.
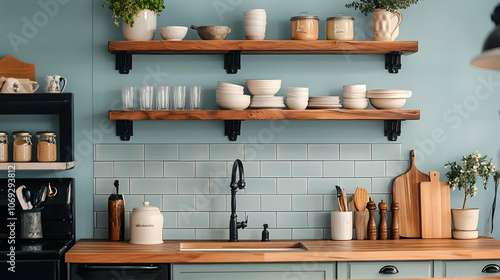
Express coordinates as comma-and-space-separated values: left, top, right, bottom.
290, 12, 319, 40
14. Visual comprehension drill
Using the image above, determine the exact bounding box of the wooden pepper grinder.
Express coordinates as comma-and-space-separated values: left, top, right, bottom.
391, 201, 400, 240
108, 180, 125, 241
378, 200, 387, 240
367, 198, 377, 240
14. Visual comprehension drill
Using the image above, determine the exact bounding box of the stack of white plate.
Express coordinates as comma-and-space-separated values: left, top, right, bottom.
366, 89, 412, 110
216, 81, 251, 110
247, 79, 285, 109
342, 84, 368, 110
286, 87, 309, 110
244, 9, 266, 40
307, 96, 341, 109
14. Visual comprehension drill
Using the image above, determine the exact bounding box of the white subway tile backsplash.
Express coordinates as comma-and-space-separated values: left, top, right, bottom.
277, 144, 307, 160
324, 194, 336, 211
95, 144, 144, 161
209, 178, 231, 194
163, 229, 195, 240
238, 229, 264, 240
94, 162, 113, 177
130, 178, 176, 194
308, 144, 339, 160
196, 229, 227, 240
372, 178, 394, 194
123, 195, 146, 211
292, 195, 323, 211
209, 212, 232, 228
292, 229, 324, 239
323, 161, 354, 177
226, 161, 260, 178
261, 161, 291, 177
164, 162, 195, 177
114, 162, 144, 177
246, 212, 276, 228
355, 161, 385, 177
196, 162, 226, 177
308, 178, 339, 194
277, 212, 307, 228
95, 178, 129, 194
292, 161, 322, 177
372, 144, 401, 160
178, 212, 209, 228
308, 212, 330, 228
267, 229, 292, 240
94, 229, 107, 240
162, 212, 178, 228
93, 195, 109, 212
196, 195, 226, 211
386, 161, 410, 177
210, 144, 244, 160
339, 178, 372, 193
230, 195, 260, 211
244, 178, 276, 194
179, 144, 209, 160
178, 178, 209, 194
145, 195, 163, 211
163, 195, 195, 211
95, 212, 107, 228
277, 178, 307, 194
244, 144, 276, 161
340, 144, 371, 160
145, 144, 178, 160
261, 195, 291, 211
145, 161, 163, 177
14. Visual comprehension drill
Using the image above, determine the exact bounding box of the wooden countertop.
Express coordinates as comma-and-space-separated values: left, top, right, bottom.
65, 238, 500, 264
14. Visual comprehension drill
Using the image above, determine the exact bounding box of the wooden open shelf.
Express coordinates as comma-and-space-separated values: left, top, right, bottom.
109, 109, 420, 141
0, 161, 76, 171
108, 40, 418, 74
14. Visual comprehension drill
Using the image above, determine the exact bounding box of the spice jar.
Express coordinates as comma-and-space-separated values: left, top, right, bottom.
327, 14, 354, 40
13, 131, 32, 162
0, 132, 8, 162
290, 12, 319, 40
36, 131, 57, 162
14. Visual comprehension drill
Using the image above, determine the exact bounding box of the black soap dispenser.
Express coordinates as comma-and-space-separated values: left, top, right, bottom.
261, 224, 270, 242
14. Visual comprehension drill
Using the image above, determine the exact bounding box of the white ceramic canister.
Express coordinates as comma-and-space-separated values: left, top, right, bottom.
326, 14, 354, 40
130, 201, 164, 244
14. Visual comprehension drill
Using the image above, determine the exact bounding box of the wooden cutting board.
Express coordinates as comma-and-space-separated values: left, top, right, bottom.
420, 171, 451, 238
392, 150, 430, 238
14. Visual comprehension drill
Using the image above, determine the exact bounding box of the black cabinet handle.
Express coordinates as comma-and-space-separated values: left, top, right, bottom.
482, 264, 500, 273
379, 265, 399, 274
82, 265, 160, 271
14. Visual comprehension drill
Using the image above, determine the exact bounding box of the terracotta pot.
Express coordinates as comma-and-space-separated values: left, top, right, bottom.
372, 9, 402, 41
451, 208, 479, 230
122, 9, 157, 41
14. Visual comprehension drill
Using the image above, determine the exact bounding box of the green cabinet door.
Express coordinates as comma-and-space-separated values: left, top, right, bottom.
437, 260, 500, 278
172, 263, 335, 280
337, 261, 433, 279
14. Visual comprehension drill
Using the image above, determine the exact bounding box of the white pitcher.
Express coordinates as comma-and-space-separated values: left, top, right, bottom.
372, 9, 402, 41
46, 75, 67, 93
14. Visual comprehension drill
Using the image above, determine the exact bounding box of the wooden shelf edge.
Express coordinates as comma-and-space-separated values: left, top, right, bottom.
0, 161, 76, 170
109, 109, 420, 121
108, 40, 418, 55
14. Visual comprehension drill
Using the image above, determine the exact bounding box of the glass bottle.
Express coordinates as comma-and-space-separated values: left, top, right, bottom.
36, 131, 57, 162
13, 131, 32, 162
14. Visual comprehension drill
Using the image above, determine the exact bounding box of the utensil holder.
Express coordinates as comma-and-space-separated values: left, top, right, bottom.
21, 208, 43, 239
354, 211, 369, 240
331, 211, 353, 240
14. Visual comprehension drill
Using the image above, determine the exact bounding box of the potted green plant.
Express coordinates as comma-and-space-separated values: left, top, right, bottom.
444, 151, 496, 239
103, 0, 165, 41
345, 0, 423, 41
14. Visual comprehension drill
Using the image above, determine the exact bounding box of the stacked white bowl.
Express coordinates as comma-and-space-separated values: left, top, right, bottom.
244, 9, 267, 40
216, 81, 251, 110
286, 87, 309, 110
247, 79, 285, 109
342, 84, 368, 110
307, 96, 341, 109
366, 89, 412, 110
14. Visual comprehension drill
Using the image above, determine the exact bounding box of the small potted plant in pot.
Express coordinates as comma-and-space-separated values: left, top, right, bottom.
444, 151, 496, 239
103, 0, 165, 41
345, 0, 423, 41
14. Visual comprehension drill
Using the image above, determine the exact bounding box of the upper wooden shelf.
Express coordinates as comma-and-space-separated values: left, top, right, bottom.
109, 109, 420, 142
108, 40, 418, 74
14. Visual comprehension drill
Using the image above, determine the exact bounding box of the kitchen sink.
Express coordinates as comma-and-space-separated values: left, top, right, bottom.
180, 242, 307, 252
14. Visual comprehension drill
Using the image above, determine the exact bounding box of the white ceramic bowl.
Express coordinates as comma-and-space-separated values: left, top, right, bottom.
216, 100, 251, 110
287, 87, 309, 92
343, 84, 366, 91
244, 9, 266, 14
287, 93, 309, 99
286, 99, 308, 110
368, 97, 407, 109
246, 79, 281, 83
158, 26, 188, 41
366, 89, 412, 98
245, 19, 267, 26
343, 98, 368, 109
217, 81, 244, 89
247, 86, 281, 96
343, 91, 366, 99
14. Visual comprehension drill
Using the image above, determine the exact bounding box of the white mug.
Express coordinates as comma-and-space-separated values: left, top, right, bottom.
331, 211, 353, 240
372, 9, 402, 41
46, 75, 67, 93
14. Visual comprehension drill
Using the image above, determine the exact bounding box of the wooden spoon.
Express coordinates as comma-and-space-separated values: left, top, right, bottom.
354, 187, 368, 212
342, 189, 348, 212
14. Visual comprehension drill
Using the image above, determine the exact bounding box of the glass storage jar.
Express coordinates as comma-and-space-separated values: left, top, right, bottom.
290, 13, 319, 40
13, 131, 32, 162
327, 14, 354, 40
0, 132, 8, 162
36, 131, 57, 162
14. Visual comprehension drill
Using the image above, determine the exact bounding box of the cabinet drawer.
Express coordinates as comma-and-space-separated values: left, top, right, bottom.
441, 260, 500, 277
337, 261, 433, 279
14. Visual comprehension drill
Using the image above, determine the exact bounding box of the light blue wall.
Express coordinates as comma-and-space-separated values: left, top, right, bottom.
3, 0, 500, 240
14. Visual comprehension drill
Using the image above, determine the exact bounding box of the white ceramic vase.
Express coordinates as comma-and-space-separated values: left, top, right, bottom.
451, 208, 479, 239
122, 9, 157, 41
372, 9, 402, 41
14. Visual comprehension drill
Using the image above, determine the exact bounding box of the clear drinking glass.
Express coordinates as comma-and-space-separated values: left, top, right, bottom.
139, 86, 154, 110
188, 86, 203, 110
156, 86, 171, 110
122, 86, 135, 110
172, 86, 186, 110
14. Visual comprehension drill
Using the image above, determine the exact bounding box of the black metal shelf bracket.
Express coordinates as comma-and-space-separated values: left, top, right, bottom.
116, 120, 133, 141
224, 51, 241, 74
116, 51, 132, 74
384, 120, 402, 141
385, 51, 402, 74
225, 120, 242, 141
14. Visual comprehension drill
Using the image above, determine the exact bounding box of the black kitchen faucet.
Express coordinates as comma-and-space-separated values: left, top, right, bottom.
229, 159, 247, 242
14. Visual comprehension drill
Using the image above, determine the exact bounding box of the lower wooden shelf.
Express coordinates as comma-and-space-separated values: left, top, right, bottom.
108, 109, 420, 141
0, 161, 76, 171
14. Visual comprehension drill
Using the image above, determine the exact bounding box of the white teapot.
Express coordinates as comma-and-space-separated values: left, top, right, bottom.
0, 77, 39, 93
46, 75, 67, 93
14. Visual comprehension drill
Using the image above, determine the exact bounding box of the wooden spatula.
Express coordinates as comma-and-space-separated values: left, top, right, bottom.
354, 187, 368, 211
